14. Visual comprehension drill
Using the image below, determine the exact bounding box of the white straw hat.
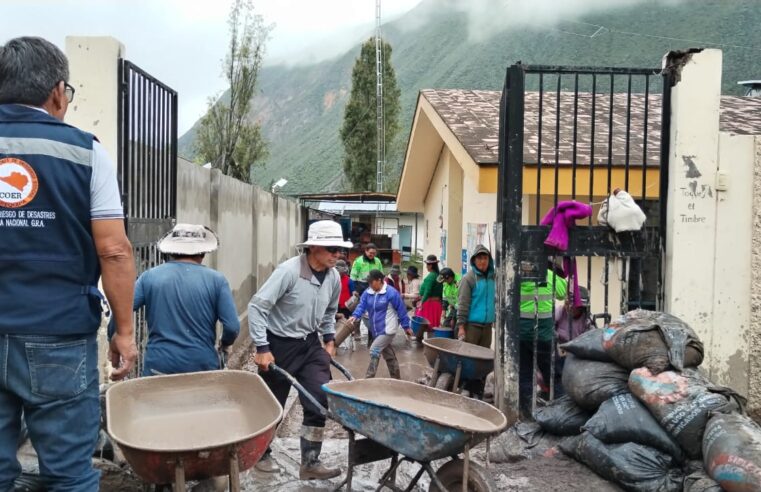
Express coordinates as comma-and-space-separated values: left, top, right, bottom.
297, 220, 353, 249
157, 224, 219, 255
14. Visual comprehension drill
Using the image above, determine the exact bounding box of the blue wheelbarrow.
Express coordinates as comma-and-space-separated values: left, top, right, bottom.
422, 338, 495, 394
271, 362, 506, 491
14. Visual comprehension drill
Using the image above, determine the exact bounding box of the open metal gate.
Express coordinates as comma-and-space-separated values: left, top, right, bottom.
117, 59, 178, 372
495, 63, 674, 419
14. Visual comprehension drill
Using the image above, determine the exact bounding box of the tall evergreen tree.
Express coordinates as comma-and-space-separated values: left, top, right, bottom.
195, 0, 271, 182
340, 38, 401, 192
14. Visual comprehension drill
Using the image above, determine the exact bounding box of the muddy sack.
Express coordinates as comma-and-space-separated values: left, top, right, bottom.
629, 368, 744, 458
584, 392, 685, 462
559, 432, 683, 492
533, 395, 592, 436
489, 421, 564, 463
603, 310, 704, 373
559, 328, 615, 362
703, 412, 761, 491
562, 354, 630, 411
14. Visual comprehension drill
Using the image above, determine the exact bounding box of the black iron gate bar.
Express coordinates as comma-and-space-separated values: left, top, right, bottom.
496, 62, 674, 417
117, 59, 178, 373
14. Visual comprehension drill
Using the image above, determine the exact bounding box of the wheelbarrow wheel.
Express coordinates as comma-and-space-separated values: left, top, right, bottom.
429, 458, 496, 492
435, 372, 453, 392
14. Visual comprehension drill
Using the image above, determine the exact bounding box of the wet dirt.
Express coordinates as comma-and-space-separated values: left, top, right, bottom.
325, 379, 505, 432
108, 370, 281, 451
489, 454, 624, 491
422, 338, 495, 360
15, 328, 620, 491
260, 331, 621, 492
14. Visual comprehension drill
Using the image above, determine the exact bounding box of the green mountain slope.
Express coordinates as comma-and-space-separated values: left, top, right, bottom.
179, 0, 761, 194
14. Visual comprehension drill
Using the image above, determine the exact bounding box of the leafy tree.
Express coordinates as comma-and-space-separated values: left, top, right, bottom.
195, 0, 271, 182
340, 38, 401, 192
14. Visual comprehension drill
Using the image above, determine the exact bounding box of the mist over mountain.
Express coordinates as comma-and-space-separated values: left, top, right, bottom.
179, 0, 761, 194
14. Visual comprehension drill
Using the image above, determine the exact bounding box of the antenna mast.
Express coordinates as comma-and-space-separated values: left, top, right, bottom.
375, 0, 384, 194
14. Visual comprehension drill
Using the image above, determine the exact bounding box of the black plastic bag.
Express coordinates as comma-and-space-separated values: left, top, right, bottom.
703, 412, 761, 491
534, 395, 592, 436
584, 392, 685, 462
559, 327, 615, 362
562, 353, 630, 411
629, 368, 744, 458
603, 310, 704, 373
559, 432, 683, 492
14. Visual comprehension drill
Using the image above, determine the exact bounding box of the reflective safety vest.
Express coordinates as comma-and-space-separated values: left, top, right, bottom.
519, 270, 567, 319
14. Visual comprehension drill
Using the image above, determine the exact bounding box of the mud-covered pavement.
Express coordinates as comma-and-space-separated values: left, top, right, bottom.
16, 328, 620, 490
237, 330, 621, 491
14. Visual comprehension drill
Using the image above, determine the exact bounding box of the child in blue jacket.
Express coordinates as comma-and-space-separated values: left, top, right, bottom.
348, 269, 413, 378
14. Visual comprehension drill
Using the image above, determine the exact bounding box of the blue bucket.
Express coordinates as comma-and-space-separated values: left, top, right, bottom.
432, 327, 454, 339
411, 316, 429, 335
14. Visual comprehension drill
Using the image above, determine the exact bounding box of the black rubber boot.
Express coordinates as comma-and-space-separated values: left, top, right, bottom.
366, 355, 380, 378
385, 355, 401, 379
299, 438, 341, 480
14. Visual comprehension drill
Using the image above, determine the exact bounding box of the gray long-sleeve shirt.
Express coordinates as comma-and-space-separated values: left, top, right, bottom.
248, 254, 339, 351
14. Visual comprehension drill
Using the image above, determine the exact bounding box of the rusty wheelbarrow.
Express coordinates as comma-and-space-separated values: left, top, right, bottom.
423, 338, 495, 394
106, 370, 283, 491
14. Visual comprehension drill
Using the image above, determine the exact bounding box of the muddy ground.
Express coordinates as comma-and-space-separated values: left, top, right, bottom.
17, 329, 620, 491
235, 330, 620, 491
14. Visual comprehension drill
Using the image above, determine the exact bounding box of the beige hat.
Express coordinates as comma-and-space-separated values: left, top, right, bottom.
297, 220, 353, 249
157, 224, 219, 255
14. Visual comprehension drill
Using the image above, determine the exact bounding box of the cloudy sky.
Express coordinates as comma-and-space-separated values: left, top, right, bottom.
1, 0, 423, 133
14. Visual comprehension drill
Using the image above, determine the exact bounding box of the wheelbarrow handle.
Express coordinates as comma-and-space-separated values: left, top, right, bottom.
268, 363, 329, 418
330, 359, 353, 381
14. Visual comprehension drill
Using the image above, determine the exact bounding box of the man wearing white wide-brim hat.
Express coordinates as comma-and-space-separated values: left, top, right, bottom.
248, 220, 351, 480
114, 224, 240, 378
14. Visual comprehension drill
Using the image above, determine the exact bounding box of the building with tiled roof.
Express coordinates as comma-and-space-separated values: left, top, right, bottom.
396, 88, 761, 274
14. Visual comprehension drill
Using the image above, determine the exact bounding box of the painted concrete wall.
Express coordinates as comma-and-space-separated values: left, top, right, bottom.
446, 155, 464, 272
750, 137, 761, 417
176, 160, 305, 366
711, 132, 754, 398
664, 50, 723, 345
662, 49, 759, 411
65, 36, 123, 161
424, 149, 450, 261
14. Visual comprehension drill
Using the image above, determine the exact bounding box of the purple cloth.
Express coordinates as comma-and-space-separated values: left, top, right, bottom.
540, 201, 593, 251
541, 201, 593, 308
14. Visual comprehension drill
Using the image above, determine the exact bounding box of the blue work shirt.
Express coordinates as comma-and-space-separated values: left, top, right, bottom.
134, 261, 240, 376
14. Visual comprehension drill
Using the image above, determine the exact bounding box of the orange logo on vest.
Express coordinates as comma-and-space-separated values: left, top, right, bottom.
0, 157, 39, 208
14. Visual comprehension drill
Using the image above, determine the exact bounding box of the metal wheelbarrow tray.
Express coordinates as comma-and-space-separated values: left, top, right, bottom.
423, 338, 495, 391
106, 370, 282, 488
323, 378, 506, 463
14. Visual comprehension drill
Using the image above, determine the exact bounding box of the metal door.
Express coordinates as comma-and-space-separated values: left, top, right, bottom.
494, 63, 675, 419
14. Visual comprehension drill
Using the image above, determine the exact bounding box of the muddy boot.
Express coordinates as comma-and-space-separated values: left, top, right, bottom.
385, 356, 401, 379
299, 437, 341, 480
255, 449, 281, 473
366, 355, 380, 378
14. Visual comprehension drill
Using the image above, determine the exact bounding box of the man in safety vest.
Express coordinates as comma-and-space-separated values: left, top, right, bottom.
519, 266, 567, 415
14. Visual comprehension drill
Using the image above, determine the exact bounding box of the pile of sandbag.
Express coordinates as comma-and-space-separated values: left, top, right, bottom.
531, 309, 754, 492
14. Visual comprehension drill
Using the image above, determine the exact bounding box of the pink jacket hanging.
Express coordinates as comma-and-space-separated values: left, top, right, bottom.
540, 201, 593, 251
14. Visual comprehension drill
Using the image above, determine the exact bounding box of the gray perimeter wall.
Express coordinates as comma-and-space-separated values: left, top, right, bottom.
177, 159, 306, 366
